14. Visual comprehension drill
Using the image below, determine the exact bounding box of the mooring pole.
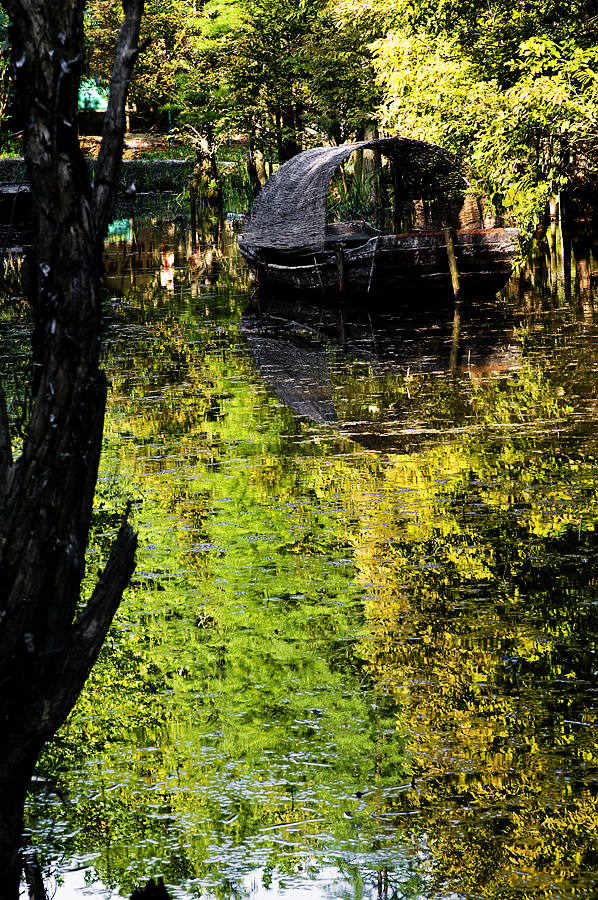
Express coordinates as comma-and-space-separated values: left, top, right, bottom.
444, 227, 461, 301
392, 161, 401, 234
450, 297, 462, 377
190, 189, 197, 252
313, 256, 325, 295
558, 191, 572, 303
367, 236, 379, 294
255, 258, 266, 292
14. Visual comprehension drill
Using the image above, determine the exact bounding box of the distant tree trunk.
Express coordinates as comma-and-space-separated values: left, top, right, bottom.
280, 105, 300, 162
353, 125, 365, 185
246, 152, 262, 198
204, 123, 222, 201
274, 106, 284, 163
273, 103, 299, 163
254, 147, 268, 185
247, 128, 264, 195
371, 128, 387, 229
188, 124, 223, 215
291, 102, 303, 152
0, 0, 144, 893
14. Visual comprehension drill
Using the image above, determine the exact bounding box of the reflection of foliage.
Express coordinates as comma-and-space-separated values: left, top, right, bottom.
334, 414, 598, 896
0, 8, 12, 141
31, 280, 410, 896
0, 253, 26, 297
329, 341, 572, 433
20, 238, 598, 899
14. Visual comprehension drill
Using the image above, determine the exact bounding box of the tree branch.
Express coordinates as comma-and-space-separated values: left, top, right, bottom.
92, 0, 146, 237
42, 507, 138, 733
71, 507, 137, 669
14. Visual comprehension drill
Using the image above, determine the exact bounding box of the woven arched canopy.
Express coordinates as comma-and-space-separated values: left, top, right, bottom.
240, 136, 465, 253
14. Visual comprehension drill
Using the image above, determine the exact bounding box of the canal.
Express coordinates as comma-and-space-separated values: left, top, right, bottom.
2, 215, 598, 898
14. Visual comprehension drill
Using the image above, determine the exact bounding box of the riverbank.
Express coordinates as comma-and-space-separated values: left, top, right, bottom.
0, 157, 195, 195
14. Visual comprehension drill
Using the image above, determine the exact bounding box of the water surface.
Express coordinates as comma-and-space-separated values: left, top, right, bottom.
3, 217, 598, 898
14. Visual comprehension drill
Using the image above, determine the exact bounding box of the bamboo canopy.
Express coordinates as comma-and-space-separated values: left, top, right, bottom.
240, 136, 466, 253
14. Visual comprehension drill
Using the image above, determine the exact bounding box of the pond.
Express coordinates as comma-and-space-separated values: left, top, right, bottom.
3, 215, 598, 898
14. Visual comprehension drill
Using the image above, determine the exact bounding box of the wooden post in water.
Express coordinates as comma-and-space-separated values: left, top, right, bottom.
367, 237, 379, 294
392, 161, 401, 234
444, 227, 461, 301
255, 258, 267, 296
558, 191, 572, 303
450, 296, 462, 377
548, 195, 558, 292
190, 186, 197, 252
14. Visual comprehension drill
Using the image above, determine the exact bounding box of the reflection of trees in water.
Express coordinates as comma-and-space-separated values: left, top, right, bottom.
29, 284, 412, 897
506, 217, 598, 310
103, 215, 248, 300
241, 289, 598, 896
0, 250, 27, 296
24, 246, 598, 897
340, 401, 598, 895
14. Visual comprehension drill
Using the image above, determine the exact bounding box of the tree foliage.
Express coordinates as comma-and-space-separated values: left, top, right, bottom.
375, 24, 598, 229
80, 0, 598, 228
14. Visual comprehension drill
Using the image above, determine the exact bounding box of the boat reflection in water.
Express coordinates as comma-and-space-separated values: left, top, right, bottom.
242, 288, 520, 446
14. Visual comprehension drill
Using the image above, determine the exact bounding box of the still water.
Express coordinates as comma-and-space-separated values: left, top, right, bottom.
5, 216, 598, 898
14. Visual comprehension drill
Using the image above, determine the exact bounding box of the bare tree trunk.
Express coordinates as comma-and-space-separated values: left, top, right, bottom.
0, 1, 145, 893
353, 125, 365, 185
254, 148, 267, 186
0, 764, 32, 897
246, 152, 262, 198
280, 105, 299, 162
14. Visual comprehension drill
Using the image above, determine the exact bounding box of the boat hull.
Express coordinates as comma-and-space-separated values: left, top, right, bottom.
238, 229, 520, 299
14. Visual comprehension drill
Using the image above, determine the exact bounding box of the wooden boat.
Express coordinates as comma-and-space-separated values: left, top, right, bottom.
237, 137, 519, 299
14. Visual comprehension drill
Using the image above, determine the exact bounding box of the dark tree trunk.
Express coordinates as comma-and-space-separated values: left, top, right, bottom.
246, 152, 262, 198
353, 125, 365, 185
204, 123, 223, 212
0, 764, 32, 898
0, 1, 145, 894
273, 104, 299, 163
280, 105, 300, 162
